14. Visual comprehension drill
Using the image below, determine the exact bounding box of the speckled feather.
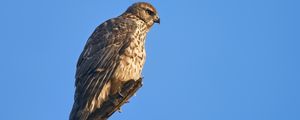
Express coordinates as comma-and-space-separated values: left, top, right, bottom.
70, 2, 159, 120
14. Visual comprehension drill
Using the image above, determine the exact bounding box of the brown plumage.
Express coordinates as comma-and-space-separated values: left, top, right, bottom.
70, 2, 159, 120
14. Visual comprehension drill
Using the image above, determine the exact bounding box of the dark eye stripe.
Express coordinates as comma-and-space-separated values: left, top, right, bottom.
146, 9, 154, 16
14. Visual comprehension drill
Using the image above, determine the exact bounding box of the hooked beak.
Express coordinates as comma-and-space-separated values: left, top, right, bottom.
154, 17, 160, 24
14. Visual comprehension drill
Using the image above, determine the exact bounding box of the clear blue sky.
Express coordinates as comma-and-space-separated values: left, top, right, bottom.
0, 0, 299, 120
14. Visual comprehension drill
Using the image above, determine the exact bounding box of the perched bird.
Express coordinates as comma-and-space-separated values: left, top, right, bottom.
70, 2, 159, 120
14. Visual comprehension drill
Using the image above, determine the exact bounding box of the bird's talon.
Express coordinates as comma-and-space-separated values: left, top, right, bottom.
118, 92, 124, 98
118, 108, 122, 113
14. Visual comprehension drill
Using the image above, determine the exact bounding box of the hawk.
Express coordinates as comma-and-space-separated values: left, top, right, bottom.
70, 2, 160, 120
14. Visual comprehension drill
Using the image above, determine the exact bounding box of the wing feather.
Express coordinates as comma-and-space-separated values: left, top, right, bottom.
70, 17, 138, 120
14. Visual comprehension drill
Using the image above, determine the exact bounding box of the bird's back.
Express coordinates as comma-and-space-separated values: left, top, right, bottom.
70, 15, 147, 120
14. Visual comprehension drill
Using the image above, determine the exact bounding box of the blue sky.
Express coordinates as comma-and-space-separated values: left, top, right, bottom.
0, 0, 299, 120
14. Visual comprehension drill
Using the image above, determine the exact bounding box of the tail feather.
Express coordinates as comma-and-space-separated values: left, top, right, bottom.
69, 82, 111, 120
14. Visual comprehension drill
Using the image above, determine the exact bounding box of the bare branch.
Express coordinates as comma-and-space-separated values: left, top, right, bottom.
87, 78, 143, 120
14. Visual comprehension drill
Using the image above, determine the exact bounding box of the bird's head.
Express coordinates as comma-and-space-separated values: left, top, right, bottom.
125, 2, 160, 27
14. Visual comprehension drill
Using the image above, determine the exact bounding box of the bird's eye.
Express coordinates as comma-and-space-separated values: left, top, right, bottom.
146, 9, 154, 16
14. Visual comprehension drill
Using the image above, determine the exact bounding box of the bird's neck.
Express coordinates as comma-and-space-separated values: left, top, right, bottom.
120, 13, 152, 30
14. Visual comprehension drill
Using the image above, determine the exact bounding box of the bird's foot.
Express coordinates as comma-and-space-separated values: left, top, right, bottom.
117, 91, 124, 98
117, 108, 122, 113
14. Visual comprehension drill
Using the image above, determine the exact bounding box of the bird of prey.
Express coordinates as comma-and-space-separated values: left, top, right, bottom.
70, 2, 160, 120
